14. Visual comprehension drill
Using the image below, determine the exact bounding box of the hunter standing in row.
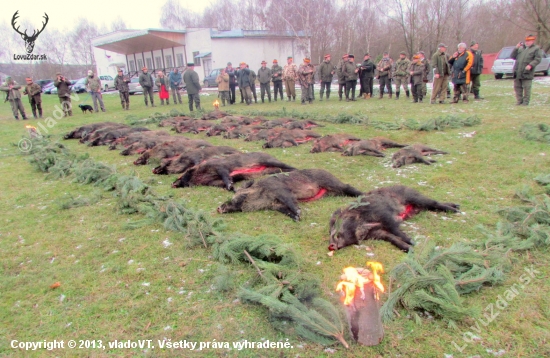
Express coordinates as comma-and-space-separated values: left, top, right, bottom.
139, 67, 155, 107
85, 70, 106, 112
1, 76, 27, 120
216, 68, 230, 106
377, 52, 393, 99
236, 62, 253, 105
430, 43, 451, 104
318, 54, 334, 101
337, 54, 348, 101
359, 53, 375, 99
469, 41, 484, 100
225, 62, 237, 104
23, 77, 42, 118
511, 35, 542, 106
408, 54, 426, 103
169, 68, 183, 104
271, 60, 283, 101
283, 57, 298, 101
183, 62, 201, 111
448, 43, 473, 103
394, 51, 411, 100
258, 61, 272, 103
54, 72, 72, 117
298, 57, 315, 104
114, 69, 130, 110
343, 54, 359, 101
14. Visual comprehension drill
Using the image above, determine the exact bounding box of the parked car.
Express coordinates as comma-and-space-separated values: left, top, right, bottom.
491, 46, 550, 79
42, 82, 55, 94
36, 79, 53, 89
203, 68, 224, 87
128, 77, 159, 95
71, 78, 87, 93
99, 75, 115, 92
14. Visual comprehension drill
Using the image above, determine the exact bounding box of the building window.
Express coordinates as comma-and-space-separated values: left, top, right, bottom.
166, 55, 173, 68
155, 56, 162, 69
129, 60, 135, 72
137, 58, 144, 70
193, 51, 201, 66
176, 53, 184, 67
146, 58, 152, 69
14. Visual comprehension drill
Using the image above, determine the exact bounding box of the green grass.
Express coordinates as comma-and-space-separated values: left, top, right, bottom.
1, 77, 550, 357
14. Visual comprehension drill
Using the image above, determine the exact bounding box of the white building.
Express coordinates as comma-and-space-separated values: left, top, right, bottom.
92, 28, 310, 83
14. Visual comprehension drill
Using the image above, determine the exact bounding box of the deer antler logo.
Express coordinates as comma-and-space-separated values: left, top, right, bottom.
12, 11, 49, 54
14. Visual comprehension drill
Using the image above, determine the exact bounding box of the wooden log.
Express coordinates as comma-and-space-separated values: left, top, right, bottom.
345, 282, 384, 346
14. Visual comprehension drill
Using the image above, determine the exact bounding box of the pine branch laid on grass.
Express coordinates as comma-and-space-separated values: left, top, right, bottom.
519, 123, 550, 143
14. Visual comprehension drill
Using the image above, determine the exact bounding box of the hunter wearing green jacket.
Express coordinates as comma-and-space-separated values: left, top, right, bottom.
394, 52, 411, 99
318, 54, 334, 100
511, 34, 542, 105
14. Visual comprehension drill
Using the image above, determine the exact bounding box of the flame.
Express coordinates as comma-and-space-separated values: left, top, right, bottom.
213, 99, 220, 110
25, 125, 37, 130
336, 262, 385, 305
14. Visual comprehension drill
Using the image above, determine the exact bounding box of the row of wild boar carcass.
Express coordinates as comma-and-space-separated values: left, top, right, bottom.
64, 120, 459, 253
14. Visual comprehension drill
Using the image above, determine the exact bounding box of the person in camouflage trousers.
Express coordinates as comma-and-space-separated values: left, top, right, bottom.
298, 58, 315, 104
336, 54, 349, 101
394, 51, 410, 99
283, 57, 298, 101
343, 54, 359, 101
469, 41, 484, 100
23, 77, 42, 118
271, 60, 283, 101
511, 34, 542, 106
247, 65, 258, 104
114, 69, 131, 110
377, 52, 393, 99
1, 76, 28, 120
408, 54, 426, 103
318, 54, 334, 101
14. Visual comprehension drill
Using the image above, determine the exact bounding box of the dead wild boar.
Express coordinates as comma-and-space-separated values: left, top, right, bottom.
108, 130, 171, 151
245, 128, 286, 142
263, 129, 321, 148
310, 134, 361, 153
206, 123, 238, 137
264, 118, 296, 129
85, 127, 150, 147
328, 185, 459, 252
174, 120, 213, 134
159, 116, 194, 128
224, 125, 266, 139
201, 110, 230, 120
153, 146, 240, 174
391, 144, 448, 168
171, 152, 296, 190
134, 139, 212, 165
283, 120, 323, 130
341, 140, 385, 157
217, 169, 363, 221
117, 132, 175, 155
368, 137, 408, 150
64, 122, 127, 140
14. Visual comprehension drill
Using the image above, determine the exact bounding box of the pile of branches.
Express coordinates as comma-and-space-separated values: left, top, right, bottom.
519, 123, 550, 143
371, 115, 481, 131
241, 109, 368, 125
125, 109, 194, 126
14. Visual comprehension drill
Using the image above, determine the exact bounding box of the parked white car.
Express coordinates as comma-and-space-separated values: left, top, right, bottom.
491, 46, 550, 79
98, 75, 115, 92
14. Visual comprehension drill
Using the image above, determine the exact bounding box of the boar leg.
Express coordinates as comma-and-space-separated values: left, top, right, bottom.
406, 195, 460, 213
273, 193, 301, 221
380, 139, 407, 148
216, 167, 234, 191
422, 147, 448, 155
370, 229, 412, 252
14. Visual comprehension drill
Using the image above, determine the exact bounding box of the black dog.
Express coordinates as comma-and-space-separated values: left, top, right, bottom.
79, 104, 94, 114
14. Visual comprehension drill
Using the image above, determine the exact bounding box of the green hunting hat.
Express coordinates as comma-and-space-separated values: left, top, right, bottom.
470, 41, 478, 46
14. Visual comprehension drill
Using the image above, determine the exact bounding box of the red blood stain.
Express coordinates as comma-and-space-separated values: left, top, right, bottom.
299, 188, 328, 202
398, 204, 415, 220
230, 165, 267, 176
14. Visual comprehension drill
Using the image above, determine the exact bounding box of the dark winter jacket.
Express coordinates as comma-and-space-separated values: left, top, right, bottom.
431, 51, 451, 77
511, 44, 542, 80
359, 59, 375, 78
138, 72, 154, 88
258, 67, 272, 84
236, 68, 251, 88
448, 50, 473, 85
469, 49, 484, 75
183, 69, 201, 94
318, 60, 334, 82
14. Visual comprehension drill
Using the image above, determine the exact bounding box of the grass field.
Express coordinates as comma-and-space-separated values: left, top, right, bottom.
1, 77, 549, 358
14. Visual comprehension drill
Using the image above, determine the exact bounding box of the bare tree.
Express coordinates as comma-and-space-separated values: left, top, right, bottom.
160, 0, 201, 28
110, 17, 128, 32
69, 18, 100, 67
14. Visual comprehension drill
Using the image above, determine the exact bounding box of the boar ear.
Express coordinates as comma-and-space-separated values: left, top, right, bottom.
241, 180, 254, 189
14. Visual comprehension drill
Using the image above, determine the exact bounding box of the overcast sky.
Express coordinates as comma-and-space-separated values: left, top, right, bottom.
4, 0, 214, 31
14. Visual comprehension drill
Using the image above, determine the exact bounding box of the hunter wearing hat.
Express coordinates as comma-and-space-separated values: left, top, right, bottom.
85, 70, 105, 112
336, 54, 349, 100
510, 35, 542, 105
469, 41, 484, 100
225, 62, 237, 104
359, 53, 375, 99
139, 66, 155, 107
258, 60, 272, 103
430, 43, 451, 104
377, 52, 394, 99
394, 51, 411, 100
417, 51, 430, 98
271, 59, 283, 101
236, 62, 253, 105
283, 56, 298, 101
23, 77, 43, 118
54, 72, 73, 117
408, 54, 426, 103
318, 54, 334, 101
114, 68, 131, 110
183, 62, 202, 111
298, 57, 315, 104
342, 54, 359, 101
1, 76, 28, 120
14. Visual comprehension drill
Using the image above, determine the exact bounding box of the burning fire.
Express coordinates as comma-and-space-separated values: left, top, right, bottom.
213, 99, 220, 110
336, 262, 385, 305
25, 125, 36, 130
25, 125, 40, 138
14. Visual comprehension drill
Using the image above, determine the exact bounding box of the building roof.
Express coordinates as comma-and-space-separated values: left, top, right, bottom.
92, 29, 186, 55
210, 29, 309, 38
